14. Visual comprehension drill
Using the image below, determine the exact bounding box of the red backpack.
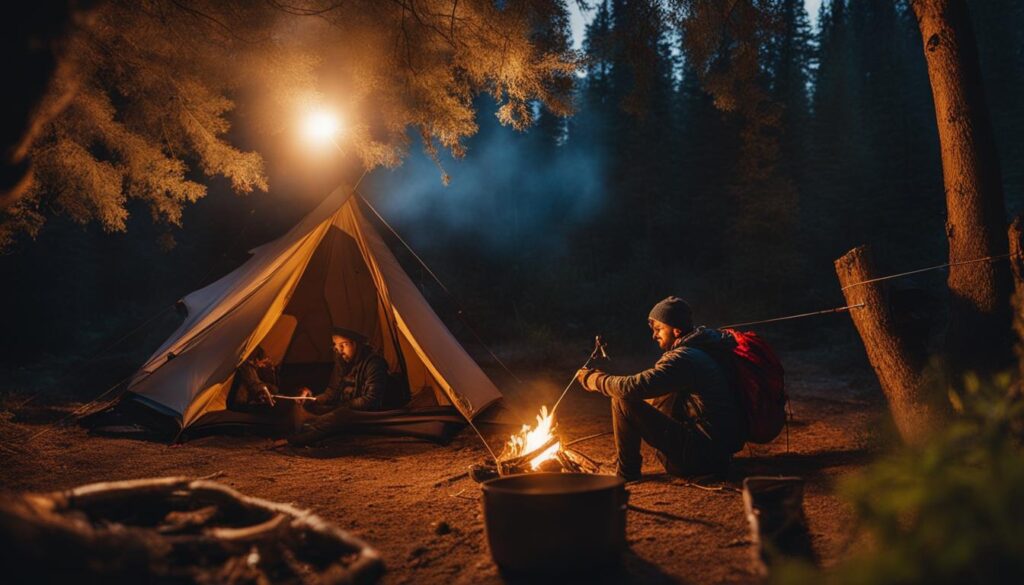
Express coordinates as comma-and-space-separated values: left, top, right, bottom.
721, 329, 787, 444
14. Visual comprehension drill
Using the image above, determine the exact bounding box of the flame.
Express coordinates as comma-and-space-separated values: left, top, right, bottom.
504, 405, 561, 470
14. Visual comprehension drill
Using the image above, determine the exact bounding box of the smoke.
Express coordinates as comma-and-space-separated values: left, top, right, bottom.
365, 102, 606, 258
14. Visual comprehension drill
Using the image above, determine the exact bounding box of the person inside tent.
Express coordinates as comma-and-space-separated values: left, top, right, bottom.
575, 296, 745, 481
288, 328, 410, 446
227, 346, 281, 412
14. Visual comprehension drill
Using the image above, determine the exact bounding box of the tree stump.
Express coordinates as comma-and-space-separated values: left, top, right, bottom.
835, 246, 941, 444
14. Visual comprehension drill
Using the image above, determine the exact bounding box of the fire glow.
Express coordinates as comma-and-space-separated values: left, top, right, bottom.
504, 405, 560, 470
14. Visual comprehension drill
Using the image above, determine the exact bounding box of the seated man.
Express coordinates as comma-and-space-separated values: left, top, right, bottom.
576, 296, 745, 480
227, 346, 280, 412
289, 328, 410, 446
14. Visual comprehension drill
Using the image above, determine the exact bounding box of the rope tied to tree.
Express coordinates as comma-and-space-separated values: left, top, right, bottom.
840, 253, 1015, 291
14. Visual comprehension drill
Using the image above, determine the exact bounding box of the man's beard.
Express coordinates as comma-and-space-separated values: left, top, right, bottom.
337, 347, 359, 364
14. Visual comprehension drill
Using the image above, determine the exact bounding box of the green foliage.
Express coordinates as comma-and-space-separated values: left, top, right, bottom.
1, 0, 580, 249
778, 374, 1024, 585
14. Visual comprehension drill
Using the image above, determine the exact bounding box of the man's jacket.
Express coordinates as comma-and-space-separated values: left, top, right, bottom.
229, 347, 280, 409
584, 328, 745, 455
317, 345, 393, 411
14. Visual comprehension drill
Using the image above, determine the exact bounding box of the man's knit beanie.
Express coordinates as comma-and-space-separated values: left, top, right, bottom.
648, 296, 693, 332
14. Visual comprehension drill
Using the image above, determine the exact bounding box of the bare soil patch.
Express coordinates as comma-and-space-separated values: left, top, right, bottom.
0, 350, 887, 584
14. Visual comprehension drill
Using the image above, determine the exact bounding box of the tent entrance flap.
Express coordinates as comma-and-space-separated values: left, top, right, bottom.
273, 224, 445, 408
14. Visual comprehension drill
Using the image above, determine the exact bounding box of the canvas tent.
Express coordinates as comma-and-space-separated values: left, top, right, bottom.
123, 184, 504, 439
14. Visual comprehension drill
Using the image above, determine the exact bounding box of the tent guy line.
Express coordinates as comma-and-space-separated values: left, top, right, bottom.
358, 192, 525, 386
839, 253, 1015, 290
718, 303, 866, 329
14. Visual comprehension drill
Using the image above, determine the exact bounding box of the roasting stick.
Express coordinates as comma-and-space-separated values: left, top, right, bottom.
550, 335, 608, 418
271, 395, 317, 402
454, 336, 608, 479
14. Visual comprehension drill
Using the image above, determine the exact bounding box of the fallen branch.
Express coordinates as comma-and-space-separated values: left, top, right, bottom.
197, 471, 226, 482
433, 471, 469, 488
2, 475, 385, 584
448, 489, 476, 501
208, 513, 287, 542
66, 476, 194, 508
677, 481, 740, 494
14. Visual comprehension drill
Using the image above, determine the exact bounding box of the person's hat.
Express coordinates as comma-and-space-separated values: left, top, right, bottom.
648, 296, 693, 332
330, 327, 367, 344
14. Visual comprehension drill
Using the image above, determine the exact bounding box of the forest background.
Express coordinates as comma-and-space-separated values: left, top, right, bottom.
3, 0, 1022, 396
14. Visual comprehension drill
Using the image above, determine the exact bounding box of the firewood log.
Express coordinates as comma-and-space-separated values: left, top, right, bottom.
208, 513, 287, 543
562, 448, 603, 474
497, 435, 559, 473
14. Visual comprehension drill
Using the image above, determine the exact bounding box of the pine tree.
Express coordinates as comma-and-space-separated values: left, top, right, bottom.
970, 0, 1024, 214
806, 0, 863, 270
673, 49, 737, 283
531, 1, 575, 150
766, 0, 813, 196
608, 0, 678, 270
570, 0, 676, 269
846, 0, 945, 267
676, 0, 804, 309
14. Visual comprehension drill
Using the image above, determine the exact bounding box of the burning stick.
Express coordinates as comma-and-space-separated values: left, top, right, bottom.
471, 444, 604, 483
555, 450, 582, 473
478, 337, 610, 479
271, 395, 317, 402
487, 401, 608, 478
498, 435, 560, 475
498, 405, 562, 473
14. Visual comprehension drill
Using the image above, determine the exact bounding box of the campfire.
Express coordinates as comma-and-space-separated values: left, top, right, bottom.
471, 406, 602, 482
501, 405, 561, 470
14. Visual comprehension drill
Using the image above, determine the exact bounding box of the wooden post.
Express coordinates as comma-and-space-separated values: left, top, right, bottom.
835, 246, 940, 444
1010, 216, 1024, 383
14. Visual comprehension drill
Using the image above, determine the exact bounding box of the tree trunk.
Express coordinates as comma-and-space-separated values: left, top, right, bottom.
836, 246, 940, 444
1010, 215, 1024, 383
911, 0, 1014, 375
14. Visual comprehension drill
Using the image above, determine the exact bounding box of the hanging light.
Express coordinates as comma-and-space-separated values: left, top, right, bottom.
302, 109, 342, 147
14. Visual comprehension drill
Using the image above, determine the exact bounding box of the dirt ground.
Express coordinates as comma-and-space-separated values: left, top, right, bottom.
0, 348, 888, 584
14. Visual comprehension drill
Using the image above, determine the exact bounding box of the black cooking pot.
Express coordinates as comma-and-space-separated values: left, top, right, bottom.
481, 473, 628, 574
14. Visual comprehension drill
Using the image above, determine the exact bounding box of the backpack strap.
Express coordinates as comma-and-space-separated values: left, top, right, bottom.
677, 326, 706, 347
